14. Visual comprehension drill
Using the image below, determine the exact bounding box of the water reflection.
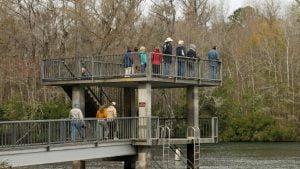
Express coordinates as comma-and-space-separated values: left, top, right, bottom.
17, 142, 300, 169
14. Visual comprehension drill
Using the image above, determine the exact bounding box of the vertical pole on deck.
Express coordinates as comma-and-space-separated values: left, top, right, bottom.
72, 85, 86, 169
187, 86, 199, 169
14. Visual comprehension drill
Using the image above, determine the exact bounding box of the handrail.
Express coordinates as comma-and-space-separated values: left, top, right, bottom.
61, 60, 112, 105
0, 117, 160, 148
42, 53, 222, 82
61, 60, 77, 78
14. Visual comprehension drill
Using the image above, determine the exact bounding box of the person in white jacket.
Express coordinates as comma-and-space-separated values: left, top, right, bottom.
69, 104, 85, 142
106, 102, 117, 139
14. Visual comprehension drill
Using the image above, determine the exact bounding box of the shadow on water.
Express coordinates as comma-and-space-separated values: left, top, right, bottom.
17, 142, 300, 169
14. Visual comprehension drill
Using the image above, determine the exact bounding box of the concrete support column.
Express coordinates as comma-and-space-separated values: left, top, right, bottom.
186, 86, 199, 169
136, 146, 151, 169
72, 161, 85, 169
138, 83, 151, 117
72, 86, 86, 169
124, 88, 137, 117
124, 155, 138, 169
187, 86, 199, 127
72, 85, 85, 115
136, 83, 152, 169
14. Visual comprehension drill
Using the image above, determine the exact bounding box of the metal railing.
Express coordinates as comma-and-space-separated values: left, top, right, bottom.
0, 117, 159, 148
0, 117, 217, 148
159, 117, 218, 139
42, 53, 221, 82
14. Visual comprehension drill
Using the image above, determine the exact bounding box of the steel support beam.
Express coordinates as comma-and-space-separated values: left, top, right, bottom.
0, 143, 136, 167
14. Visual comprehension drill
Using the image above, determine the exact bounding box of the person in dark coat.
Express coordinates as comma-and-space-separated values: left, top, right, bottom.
187, 44, 197, 77
207, 46, 220, 80
176, 40, 186, 77
123, 49, 133, 77
162, 37, 173, 76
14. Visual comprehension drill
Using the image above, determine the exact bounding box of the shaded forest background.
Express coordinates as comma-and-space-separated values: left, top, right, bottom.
0, 0, 299, 141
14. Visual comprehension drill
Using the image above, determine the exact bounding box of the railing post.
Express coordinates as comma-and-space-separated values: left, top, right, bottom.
146, 52, 152, 79
41, 60, 45, 80
198, 59, 201, 80
175, 55, 178, 79
211, 117, 215, 142
92, 55, 94, 82
220, 61, 222, 84
12, 123, 16, 145
48, 121, 51, 145
215, 117, 218, 143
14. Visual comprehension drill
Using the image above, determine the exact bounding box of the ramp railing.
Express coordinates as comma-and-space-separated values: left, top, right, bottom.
0, 117, 159, 148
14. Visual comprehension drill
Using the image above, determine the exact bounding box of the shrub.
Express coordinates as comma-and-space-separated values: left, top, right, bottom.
221, 112, 297, 142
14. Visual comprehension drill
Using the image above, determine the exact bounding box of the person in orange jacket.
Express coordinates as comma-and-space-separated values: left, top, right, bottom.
96, 105, 109, 139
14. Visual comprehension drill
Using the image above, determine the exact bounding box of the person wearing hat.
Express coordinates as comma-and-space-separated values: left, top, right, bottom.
176, 40, 186, 77
162, 37, 173, 76
69, 104, 85, 142
106, 102, 118, 139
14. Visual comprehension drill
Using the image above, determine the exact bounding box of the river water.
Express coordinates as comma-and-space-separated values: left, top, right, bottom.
18, 142, 300, 169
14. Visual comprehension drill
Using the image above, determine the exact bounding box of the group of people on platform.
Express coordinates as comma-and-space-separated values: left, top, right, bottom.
69, 102, 118, 142
123, 37, 220, 79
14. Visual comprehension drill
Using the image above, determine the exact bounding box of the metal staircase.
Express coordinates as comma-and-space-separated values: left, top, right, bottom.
60, 61, 116, 117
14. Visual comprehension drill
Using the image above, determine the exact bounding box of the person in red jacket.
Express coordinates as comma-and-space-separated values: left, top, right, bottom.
151, 47, 162, 75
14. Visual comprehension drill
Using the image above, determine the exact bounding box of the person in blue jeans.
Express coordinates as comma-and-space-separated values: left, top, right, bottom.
69, 104, 85, 142
207, 46, 220, 80
162, 37, 173, 76
176, 40, 186, 77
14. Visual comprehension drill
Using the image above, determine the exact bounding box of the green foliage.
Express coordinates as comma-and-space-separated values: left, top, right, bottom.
38, 99, 70, 119
0, 97, 70, 121
228, 6, 256, 26
221, 112, 297, 142
2, 99, 32, 120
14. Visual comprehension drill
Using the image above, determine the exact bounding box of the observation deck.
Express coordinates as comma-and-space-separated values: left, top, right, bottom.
41, 53, 221, 88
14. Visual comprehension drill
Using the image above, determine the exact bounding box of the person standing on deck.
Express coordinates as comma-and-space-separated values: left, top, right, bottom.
69, 104, 85, 142
187, 44, 197, 77
139, 46, 147, 74
176, 40, 186, 77
162, 37, 173, 76
124, 49, 133, 77
96, 105, 109, 139
106, 102, 117, 139
151, 47, 162, 75
207, 46, 220, 80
